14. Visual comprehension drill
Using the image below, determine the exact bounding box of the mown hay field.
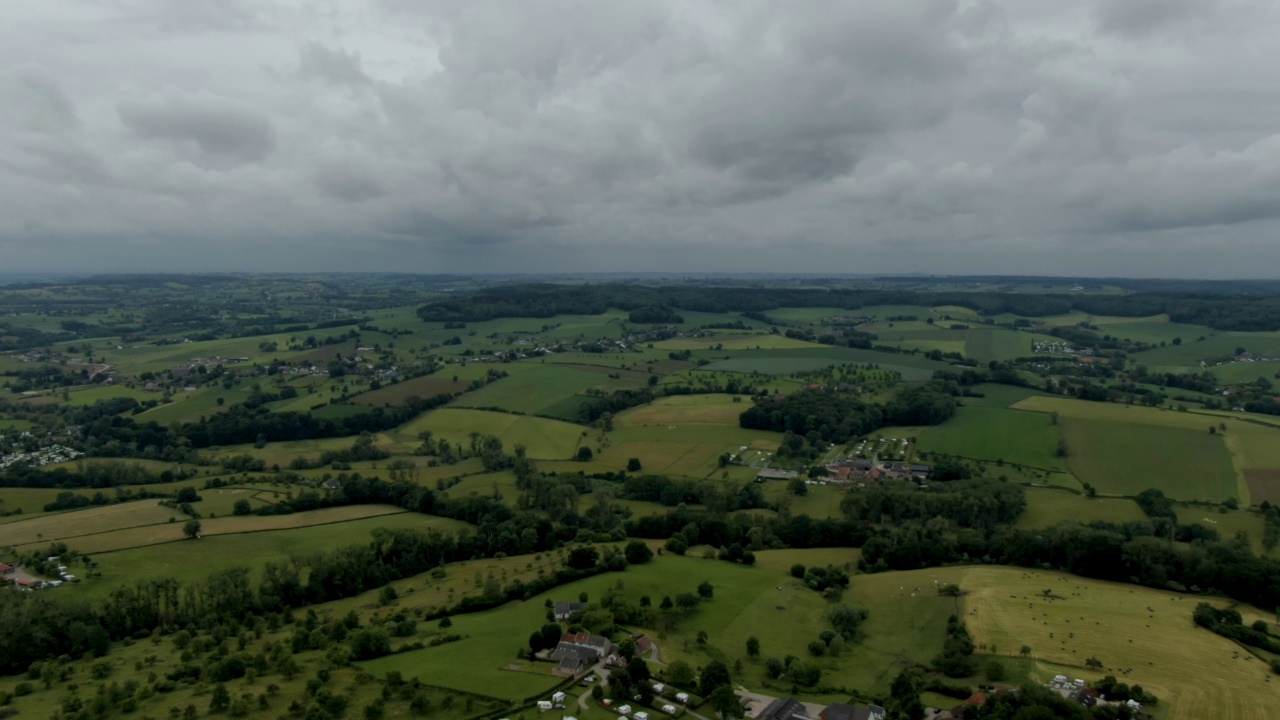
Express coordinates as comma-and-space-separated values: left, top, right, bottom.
960, 565, 1280, 720
0, 500, 181, 548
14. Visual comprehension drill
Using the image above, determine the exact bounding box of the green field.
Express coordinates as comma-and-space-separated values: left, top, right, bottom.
615, 393, 748, 427
964, 327, 1033, 363
0, 487, 73, 524
452, 364, 648, 418
396, 408, 586, 460
1015, 488, 1146, 529
700, 347, 952, 380
909, 406, 1066, 471
1060, 418, 1237, 502
602, 424, 780, 478
1012, 395, 1280, 505
64, 384, 156, 406
67, 511, 474, 600
761, 482, 844, 519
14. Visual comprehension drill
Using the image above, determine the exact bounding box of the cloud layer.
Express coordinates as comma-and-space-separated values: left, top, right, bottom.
2, 0, 1279, 276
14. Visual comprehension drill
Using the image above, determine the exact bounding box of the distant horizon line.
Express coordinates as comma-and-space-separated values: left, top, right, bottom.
3, 271, 1280, 282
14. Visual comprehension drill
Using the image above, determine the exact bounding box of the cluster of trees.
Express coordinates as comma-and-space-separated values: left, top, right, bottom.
842, 479, 1027, 531
618, 474, 767, 513
933, 615, 976, 677
1192, 603, 1280, 654
740, 384, 957, 444
0, 459, 191, 489
40, 486, 169, 512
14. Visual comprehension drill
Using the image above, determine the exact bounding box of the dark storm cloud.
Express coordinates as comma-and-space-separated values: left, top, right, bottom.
2, 0, 1280, 275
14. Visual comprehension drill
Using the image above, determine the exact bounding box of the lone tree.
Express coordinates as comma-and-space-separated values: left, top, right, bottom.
746, 636, 760, 659
182, 519, 202, 539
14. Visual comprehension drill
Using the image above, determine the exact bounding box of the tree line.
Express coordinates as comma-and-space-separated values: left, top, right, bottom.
415, 282, 1280, 331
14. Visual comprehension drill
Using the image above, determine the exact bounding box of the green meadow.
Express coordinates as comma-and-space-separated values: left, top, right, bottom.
1015, 488, 1146, 530
397, 408, 587, 460
907, 406, 1066, 471
1059, 418, 1237, 502
452, 364, 649, 418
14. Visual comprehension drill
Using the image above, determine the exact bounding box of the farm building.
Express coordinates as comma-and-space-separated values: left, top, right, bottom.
820, 705, 885, 720
548, 644, 598, 676
560, 631, 612, 655
548, 632, 612, 676
757, 698, 810, 720
0, 563, 14, 574
754, 468, 799, 481
553, 601, 584, 620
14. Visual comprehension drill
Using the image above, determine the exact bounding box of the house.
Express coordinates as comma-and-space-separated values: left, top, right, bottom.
322, 478, 342, 491
757, 698, 811, 720
0, 563, 14, 574
560, 631, 613, 656
635, 635, 653, 656
554, 601, 585, 620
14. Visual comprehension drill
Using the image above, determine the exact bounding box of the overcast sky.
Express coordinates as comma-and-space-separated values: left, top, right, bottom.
3, 0, 1280, 277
